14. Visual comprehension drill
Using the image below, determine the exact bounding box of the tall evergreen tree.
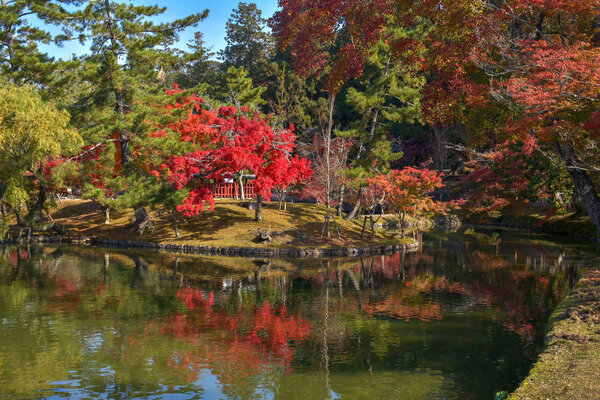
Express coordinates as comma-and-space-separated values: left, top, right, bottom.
173, 32, 221, 91
265, 59, 318, 135
0, 0, 78, 90
339, 23, 425, 220
220, 2, 273, 83
223, 66, 266, 111
70, 1, 207, 232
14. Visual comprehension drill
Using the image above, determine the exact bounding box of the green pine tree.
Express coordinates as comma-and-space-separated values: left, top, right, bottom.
173, 32, 221, 91
0, 0, 79, 93
224, 66, 266, 111
339, 22, 426, 220
265, 59, 318, 135
70, 1, 207, 233
220, 2, 274, 84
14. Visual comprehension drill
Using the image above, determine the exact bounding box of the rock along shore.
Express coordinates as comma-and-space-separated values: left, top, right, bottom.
0, 235, 419, 259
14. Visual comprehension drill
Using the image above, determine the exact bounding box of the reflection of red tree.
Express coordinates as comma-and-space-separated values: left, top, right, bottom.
364, 297, 443, 322
4, 250, 29, 267
172, 289, 310, 353
48, 276, 108, 314
176, 288, 214, 312
363, 276, 469, 322
53, 278, 80, 301
155, 288, 311, 388
311, 251, 565, 339
249, 302, 310, 361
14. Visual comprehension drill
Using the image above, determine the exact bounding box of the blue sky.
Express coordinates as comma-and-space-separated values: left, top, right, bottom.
39, 0, 279, 60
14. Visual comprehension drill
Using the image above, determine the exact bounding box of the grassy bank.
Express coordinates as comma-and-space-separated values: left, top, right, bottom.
499, 212, 596, 241
509, 266, 600, 400
34, 199, 412, 249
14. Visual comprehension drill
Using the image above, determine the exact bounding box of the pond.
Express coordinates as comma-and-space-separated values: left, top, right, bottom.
0, 229, 596, 400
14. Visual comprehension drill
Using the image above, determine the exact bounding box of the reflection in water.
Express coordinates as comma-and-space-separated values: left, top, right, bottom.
0, 230, 594, 400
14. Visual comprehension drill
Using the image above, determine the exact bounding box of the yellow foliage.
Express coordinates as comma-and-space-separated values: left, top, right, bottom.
0, 81, 81, 177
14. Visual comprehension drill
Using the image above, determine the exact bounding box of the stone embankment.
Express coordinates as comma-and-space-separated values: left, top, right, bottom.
0, 235, 419, 258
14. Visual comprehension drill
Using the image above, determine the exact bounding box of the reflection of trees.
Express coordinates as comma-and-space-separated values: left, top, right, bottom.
0, 234, 586, 399
0, 247, 189, 399
154, 287, 311, 398
0, 248, 82, 396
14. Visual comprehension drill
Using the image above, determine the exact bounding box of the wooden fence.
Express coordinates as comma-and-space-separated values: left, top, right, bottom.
210, 182, 256, 199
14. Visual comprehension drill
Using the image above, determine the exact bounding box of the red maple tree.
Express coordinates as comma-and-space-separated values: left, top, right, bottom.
152, 86, 312, 222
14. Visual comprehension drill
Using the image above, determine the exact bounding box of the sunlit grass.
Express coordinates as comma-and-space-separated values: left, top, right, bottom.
49, 199, 413, 249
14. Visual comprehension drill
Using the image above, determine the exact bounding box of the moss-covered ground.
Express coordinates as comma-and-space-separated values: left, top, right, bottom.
509, 266, 600, 400
40, 199, 412, 249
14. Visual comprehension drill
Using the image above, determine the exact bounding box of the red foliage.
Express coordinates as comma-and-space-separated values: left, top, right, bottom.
465, 134, 573, 219
157, 287, 311, 383
272, 0, 483, 122
300, 135, 352, 206
365, 167, 462, 216
149, 86, 312, 217
271, 0, 395, 93
249, 302, 311, 355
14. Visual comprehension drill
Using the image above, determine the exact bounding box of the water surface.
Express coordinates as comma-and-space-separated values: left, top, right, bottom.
0, 230, 595, 399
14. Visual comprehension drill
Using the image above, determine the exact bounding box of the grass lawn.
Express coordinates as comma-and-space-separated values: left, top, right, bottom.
45, 199, 412, 249
509, 266, 600, 400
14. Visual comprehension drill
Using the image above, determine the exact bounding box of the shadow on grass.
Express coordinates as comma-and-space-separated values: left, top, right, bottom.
149, 204, 251, 242
52, 201, 101, 219
49, 199, 403, 247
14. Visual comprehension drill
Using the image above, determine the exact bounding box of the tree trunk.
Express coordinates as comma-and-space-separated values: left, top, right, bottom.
255, 196, 263, 221
322, 93, 336, 238
173, 256, 179, 276
171, 210, 180, 238
238, 174, 245, 200
360, 215, 368, 239
278, 189, 284, 210
102, 254, 110, 281
101, 206, 111, 225
133, 208, 153, 235
555, 142, 600, 237
337, 185, 345, 218
120, 130, 130, 165
26, 183, 47, 232
370, 213, 376, 239
401, 212, 406, 238
255, 270, 262, 302
0, 179, 5, 221
0, 181, 6, 201
131, 257, 149, 289
431, 126, 449, 172
344, 187, 362, 221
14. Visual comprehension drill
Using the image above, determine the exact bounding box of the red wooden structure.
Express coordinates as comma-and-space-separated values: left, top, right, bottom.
210, 181, 256, 199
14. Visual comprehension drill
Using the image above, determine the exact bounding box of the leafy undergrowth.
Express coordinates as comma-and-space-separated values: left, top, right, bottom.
42, 199, 413, 249
509, 266, 600, 400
